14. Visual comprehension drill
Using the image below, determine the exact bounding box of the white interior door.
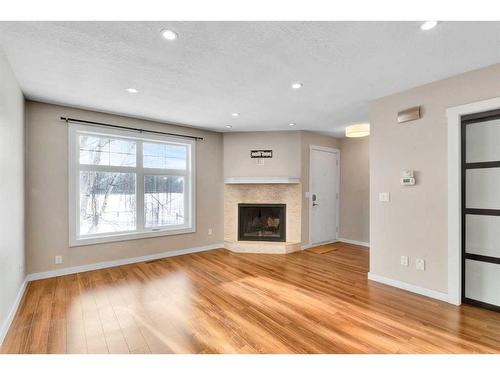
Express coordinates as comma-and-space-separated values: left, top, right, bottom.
310, 146, 339, 245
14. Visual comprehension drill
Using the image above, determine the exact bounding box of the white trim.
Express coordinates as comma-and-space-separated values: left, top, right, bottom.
26, 243, 223, 281
368, 272, 451, 304
301, 238, 369, 250
69, 227, 196, 247
338, 238, 370, 247
223, 177, 300, 184
446, 96, 500, 306
308, 145, 341, 246
68, 123, 196, 247
0, 278, 28, 346
300, 239, 339, 250
310, 144, 339, 153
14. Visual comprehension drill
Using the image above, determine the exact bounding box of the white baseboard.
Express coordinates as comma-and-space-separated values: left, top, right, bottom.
338, 238, 370, 247
302, 238, 369, 250
367, 272, 454, 304
0, 277, 28, 346
301, 239, 339, 251
26, 243, 224, 282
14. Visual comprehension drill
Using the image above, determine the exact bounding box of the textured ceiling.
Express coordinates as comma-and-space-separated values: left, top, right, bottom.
1, 21, 500, 136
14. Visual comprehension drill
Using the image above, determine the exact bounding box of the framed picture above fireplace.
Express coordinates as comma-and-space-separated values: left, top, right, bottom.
238, 203, 286, 242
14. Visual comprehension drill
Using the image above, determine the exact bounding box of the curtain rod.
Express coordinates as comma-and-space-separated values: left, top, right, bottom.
60, 117, 204, 141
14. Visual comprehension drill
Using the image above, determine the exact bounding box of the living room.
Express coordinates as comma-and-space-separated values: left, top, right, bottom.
0, 1, 499, 372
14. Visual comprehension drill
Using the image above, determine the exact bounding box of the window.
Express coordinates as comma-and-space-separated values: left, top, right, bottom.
69, 123, 195, 246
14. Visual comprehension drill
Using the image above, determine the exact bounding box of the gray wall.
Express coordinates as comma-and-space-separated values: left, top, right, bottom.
339, 136, 369, 244
0, 50, 25, 342
223, 131, 301, 178
25, 101, 224, 274
370, 62, 500, 293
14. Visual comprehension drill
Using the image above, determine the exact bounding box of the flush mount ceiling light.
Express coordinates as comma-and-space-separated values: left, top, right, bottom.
231, 113, 240, 117
126, 88, 138, 94
225, 125, 232, 129
161, 29, 178, 41
420, 21, 438, 31
345, 123, 370, 138
289, 123, 296, 127
291, 82, 303, 89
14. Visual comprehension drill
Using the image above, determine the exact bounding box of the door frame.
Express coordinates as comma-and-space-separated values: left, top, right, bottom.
308, 144, 340, 247
447, 95, 500, 306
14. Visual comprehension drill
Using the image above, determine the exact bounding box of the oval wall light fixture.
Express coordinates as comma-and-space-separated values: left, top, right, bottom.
345, 123, 370, 138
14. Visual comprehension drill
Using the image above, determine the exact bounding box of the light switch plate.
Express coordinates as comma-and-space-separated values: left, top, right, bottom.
55, 255, 63, 265
416, 258, 425, 271
379, 192, 390, 202
400, 256, 409, 267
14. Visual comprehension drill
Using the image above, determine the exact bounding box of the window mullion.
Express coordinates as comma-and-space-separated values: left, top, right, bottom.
142, 168, 188, 176
136, 140, 145, 232
78, 164, 137, 173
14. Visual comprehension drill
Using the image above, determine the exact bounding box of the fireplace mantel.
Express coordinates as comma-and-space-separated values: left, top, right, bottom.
224, 177, 300, 184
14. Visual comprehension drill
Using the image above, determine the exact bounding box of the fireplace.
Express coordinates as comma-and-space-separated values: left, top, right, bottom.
238, 203, 286, 242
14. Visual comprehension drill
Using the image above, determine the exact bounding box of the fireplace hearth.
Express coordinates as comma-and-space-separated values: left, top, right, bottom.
238, 203, 286, 242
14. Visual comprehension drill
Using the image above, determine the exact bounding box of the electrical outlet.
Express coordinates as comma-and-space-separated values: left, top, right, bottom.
400, 256, 409, 267
416, 258, 425, 271
55, 255, 63, 265
256, 158, 264, 165
208, 228, 213, 235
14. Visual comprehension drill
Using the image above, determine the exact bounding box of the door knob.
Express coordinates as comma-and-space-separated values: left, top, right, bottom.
312, 193, 318, 206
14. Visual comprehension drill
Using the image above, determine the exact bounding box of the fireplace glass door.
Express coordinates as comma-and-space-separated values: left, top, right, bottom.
238, 204, 286, 242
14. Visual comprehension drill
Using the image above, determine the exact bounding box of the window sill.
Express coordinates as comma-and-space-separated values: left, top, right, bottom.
69, 226, 196, 247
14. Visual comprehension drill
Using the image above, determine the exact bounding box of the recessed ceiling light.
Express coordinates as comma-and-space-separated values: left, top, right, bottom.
225, 125, 232, 129
420, 21, 438, 31
289, 123, 296, 127
161, 29, 178, 41
291, 82, 303, 89
231, 113, 240, 117
126, 88, 138, 94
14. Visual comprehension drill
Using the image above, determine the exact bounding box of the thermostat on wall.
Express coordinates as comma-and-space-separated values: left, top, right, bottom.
400, 170, 415, 185
401, 177, 415, 185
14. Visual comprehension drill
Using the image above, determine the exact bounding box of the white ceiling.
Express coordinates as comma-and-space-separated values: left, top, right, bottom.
1, 21, 500, 136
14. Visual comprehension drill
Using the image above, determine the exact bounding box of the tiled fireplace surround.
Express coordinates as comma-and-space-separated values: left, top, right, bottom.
224, 183, 302, 253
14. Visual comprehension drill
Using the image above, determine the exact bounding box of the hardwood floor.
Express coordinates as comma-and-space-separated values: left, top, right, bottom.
2, 242, 500, 354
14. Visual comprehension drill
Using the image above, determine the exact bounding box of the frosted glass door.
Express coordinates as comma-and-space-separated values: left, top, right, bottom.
462, 111, 500, 312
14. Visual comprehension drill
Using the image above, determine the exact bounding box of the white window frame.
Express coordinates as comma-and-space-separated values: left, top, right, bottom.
68, 123, 196, 247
